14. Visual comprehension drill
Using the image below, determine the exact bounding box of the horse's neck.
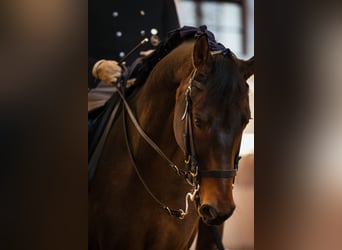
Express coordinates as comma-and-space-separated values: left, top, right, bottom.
133, 68, 180, 132
134, 47, 192, 121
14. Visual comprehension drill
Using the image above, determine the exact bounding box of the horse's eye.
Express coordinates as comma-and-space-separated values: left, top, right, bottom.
194, 117, 202, 128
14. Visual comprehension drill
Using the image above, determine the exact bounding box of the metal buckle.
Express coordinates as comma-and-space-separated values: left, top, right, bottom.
185, 165, 198, 187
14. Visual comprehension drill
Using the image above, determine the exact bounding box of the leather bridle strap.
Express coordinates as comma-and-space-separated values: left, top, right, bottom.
199, 169, 237, 178
116, 85, 196, 219
185, 87, 199, 174
211, 225, 225, 250
200, 152, 241, 179
183, 69, 236, 250
115, 86, 187, 177
122, 103, 184, 219
183, 69, 241, 181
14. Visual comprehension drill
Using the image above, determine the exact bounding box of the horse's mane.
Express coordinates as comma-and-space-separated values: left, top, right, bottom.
132, 25, 227, 88
130, 25, 250, 124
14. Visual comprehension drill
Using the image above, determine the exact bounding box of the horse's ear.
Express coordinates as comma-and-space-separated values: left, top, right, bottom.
192, 34, 211, 68
240, 56, 255, 79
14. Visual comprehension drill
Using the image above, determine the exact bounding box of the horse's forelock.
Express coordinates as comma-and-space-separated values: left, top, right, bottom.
207, 55, 248, 105
203, 54, 249, 123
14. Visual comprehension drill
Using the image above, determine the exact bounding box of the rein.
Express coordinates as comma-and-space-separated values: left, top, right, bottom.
115, 67, 241, 219
116, 86, 196, 219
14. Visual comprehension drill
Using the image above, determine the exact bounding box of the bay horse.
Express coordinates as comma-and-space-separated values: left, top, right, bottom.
88, 33, 254, 249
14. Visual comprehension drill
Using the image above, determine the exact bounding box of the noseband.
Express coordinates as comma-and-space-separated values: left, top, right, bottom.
116, 67, 241, 219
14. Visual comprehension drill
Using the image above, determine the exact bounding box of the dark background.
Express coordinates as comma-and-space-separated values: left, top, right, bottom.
1, 0, 341, 249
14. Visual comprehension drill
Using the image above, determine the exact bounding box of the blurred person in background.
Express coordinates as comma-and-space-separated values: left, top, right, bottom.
88, 0, 180, 110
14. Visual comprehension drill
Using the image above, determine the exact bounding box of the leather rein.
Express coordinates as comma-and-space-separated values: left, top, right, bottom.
116, 67, 241, 219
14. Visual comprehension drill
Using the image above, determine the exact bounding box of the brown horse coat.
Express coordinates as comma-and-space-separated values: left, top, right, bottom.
89, 34, 254, 250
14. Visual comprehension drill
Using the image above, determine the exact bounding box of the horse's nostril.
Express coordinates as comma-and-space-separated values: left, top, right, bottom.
199, 204, 218, 220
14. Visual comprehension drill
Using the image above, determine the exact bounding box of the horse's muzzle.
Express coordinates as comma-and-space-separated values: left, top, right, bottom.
198, 203, 235, 225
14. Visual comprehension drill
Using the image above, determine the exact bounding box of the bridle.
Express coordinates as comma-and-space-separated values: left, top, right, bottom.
182, 69, 241, 183
116, 66, 241, 220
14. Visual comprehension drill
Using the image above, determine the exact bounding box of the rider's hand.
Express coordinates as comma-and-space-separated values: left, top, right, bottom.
92, 59, 122, 84
140, 50, 154, 57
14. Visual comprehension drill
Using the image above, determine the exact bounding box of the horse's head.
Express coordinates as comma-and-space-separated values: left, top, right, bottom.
173, 35, 254, 225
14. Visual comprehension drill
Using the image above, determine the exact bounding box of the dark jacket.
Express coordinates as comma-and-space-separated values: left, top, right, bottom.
88, 0, 180, 88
